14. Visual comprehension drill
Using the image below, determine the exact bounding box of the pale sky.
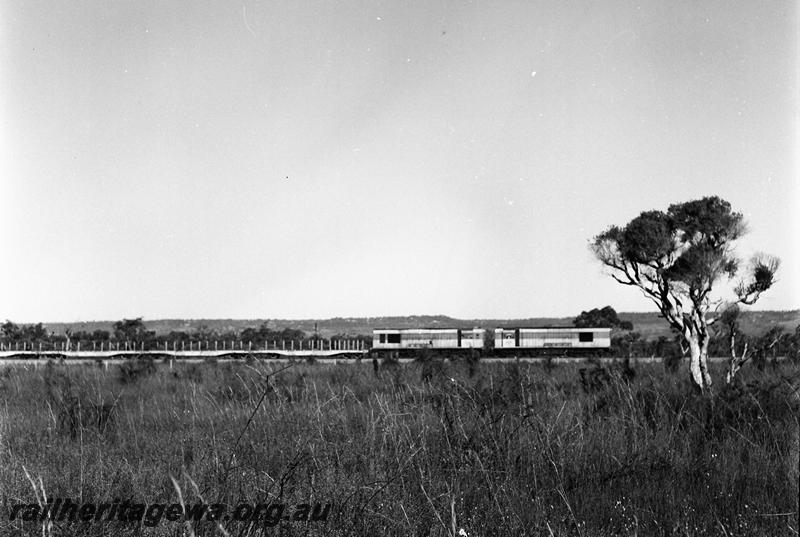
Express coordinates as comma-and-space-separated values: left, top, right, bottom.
1, 0, 797, 322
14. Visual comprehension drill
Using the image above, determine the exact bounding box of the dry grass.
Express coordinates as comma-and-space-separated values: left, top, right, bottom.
0, 357, 798, 536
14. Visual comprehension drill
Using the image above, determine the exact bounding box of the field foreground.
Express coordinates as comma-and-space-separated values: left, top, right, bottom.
0, 358, 798, 536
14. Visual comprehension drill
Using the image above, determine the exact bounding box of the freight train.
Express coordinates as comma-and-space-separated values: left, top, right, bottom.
370, 326, 611, 358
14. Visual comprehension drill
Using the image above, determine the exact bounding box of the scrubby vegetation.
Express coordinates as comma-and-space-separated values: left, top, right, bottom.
0, 358, 797, 536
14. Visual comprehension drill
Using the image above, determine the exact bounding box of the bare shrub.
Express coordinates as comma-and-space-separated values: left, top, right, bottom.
116, 356, 156, 384
43, 365, 117, 439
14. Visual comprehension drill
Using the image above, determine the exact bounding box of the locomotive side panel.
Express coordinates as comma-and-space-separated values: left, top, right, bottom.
373, 328, 487, 352
494, 327, 611, 353
400, 329, 459, 349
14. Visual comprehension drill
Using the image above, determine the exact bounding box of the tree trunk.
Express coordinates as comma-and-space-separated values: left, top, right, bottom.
699, 331, 712, 388
726, 360, 741, 384
687, 333, 712, 393
725, 329, 748, 384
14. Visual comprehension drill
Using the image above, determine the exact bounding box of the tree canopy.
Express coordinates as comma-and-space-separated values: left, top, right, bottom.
113, 318, 152, 342
573, 306, 633, 330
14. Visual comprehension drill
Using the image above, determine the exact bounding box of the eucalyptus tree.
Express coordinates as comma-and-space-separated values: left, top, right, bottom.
591, 196, 779, 392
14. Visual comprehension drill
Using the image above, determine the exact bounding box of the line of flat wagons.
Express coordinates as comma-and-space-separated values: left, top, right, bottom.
370, 326, 611, 358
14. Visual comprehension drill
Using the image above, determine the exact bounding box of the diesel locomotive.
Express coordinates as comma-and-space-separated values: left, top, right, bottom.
370, 326, 611, 357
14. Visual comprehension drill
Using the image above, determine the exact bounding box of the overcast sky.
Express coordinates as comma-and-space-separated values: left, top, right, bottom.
1, 0, 797, 322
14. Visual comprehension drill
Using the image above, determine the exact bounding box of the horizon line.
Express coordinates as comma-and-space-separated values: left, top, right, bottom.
7, 308, 798, 325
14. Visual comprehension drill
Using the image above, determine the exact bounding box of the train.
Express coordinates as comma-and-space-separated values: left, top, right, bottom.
370, 326, 611, 357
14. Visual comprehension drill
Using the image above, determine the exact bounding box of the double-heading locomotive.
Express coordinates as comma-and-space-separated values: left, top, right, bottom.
371, 326, 611, 357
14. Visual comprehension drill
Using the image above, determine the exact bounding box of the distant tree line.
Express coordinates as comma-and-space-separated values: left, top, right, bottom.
575, 306, 800, 362
607, 328, 799, 363
1, 321, 49, 342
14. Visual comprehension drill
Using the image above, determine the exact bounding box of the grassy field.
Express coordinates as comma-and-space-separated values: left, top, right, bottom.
0, 357, 798, 536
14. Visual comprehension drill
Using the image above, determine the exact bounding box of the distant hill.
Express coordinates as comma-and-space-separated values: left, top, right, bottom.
40, 310, 800, 340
